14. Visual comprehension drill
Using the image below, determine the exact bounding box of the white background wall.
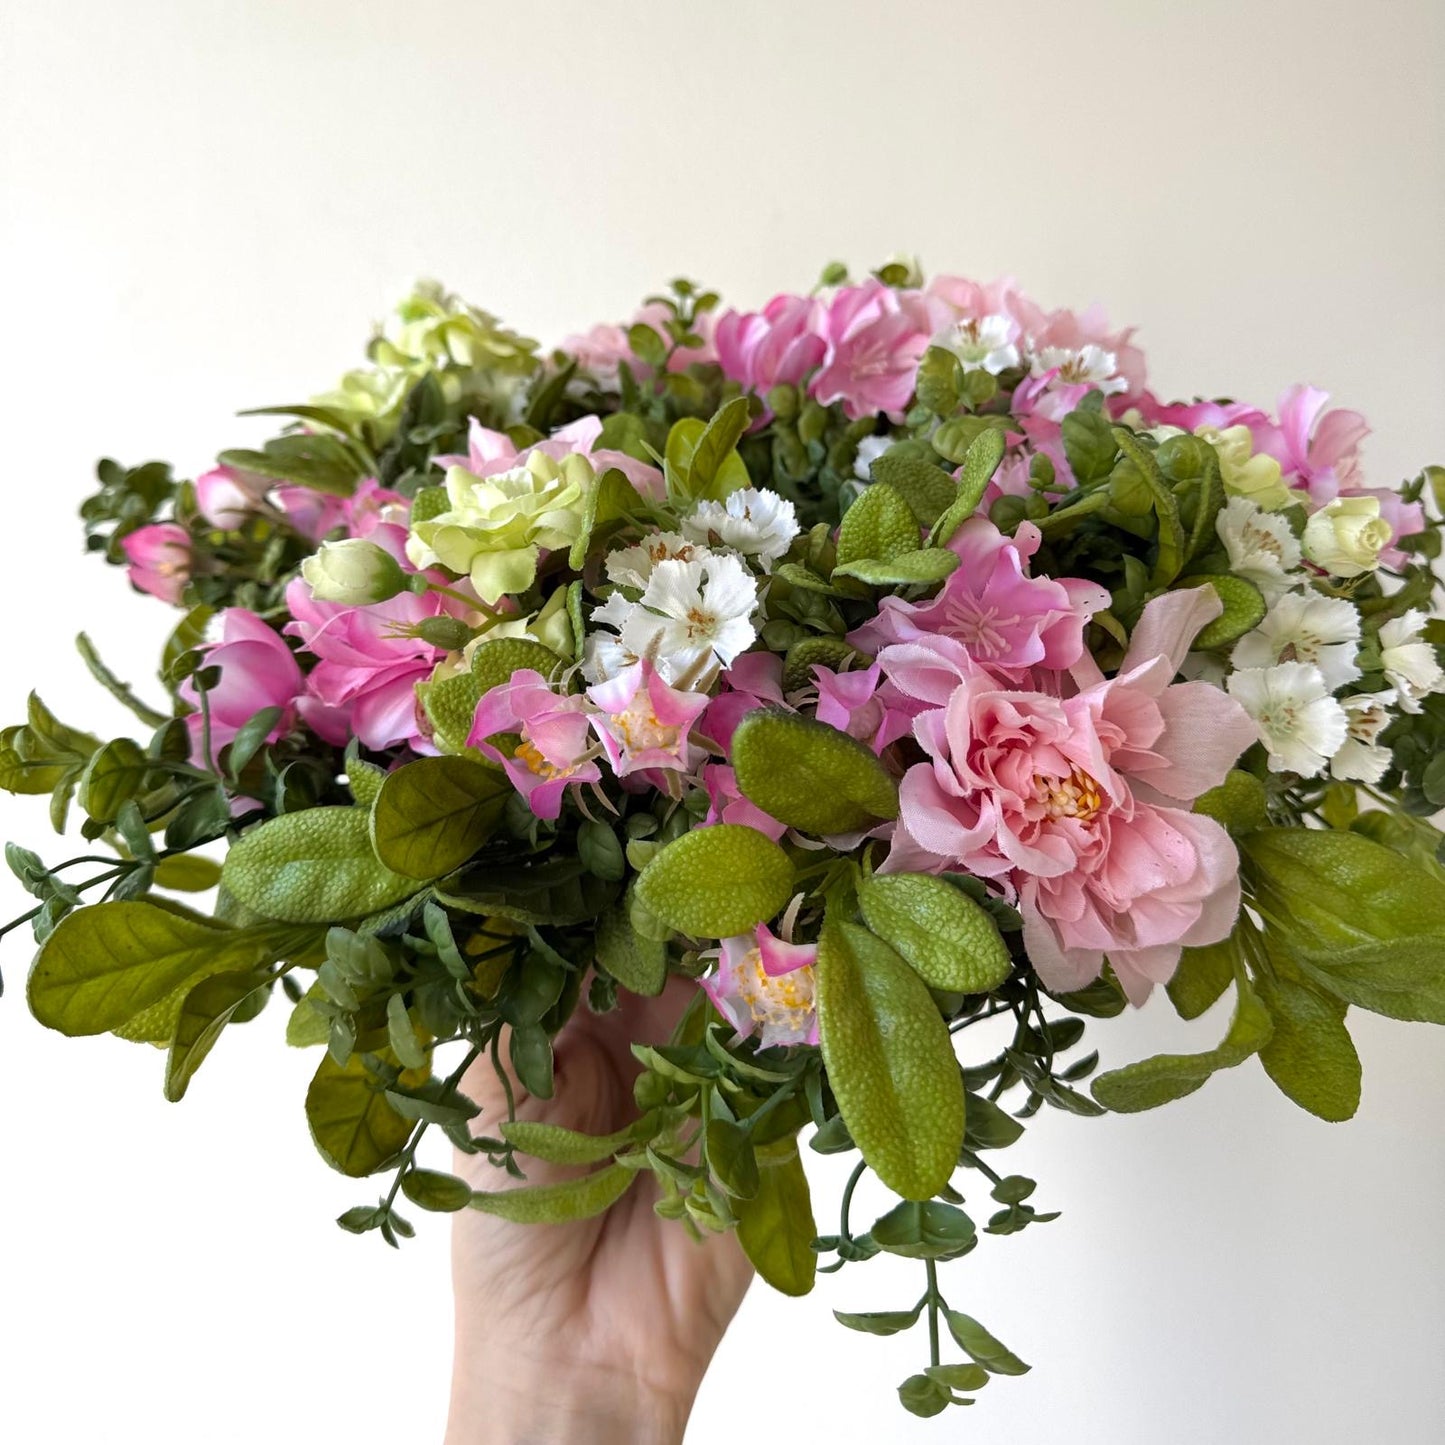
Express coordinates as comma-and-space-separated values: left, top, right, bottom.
2, 2, 1443, 1441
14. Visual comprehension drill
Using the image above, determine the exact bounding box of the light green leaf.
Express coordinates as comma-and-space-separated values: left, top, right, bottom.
836, 483, 918, 566
1166, 937, 1238, 1021
1185, 574, 1267, 650
501, 1118, 645, 1166
1113, 429, 1185, 587
305, 1052, 420, 1177
400, 1168, 474, 1212
834, 1304, 923, 1337
1257, 972, 1360, 1122
734, 1146, 816, 1296
832, 549, 960, 587
468, 1162, 635, 1223
816, 920, 965, 1200
153, 854, 223, 893
633, 824, 793, 940
945, 1310, 1031, 1375
1060, 407, 1118, 484
370, 756, 511, 879
930, 428, 1007, 546
222, 806, 420, 923
869, 446, 958, 525
595, 899, 668, 996
1192, 769, 1269, 838
569, 466, 647, 568
164, 970, 270, 1101
858, 872, 1012, 993
665, 398, 752, 502
77, 738, 151, 823
731, 709, 899, 836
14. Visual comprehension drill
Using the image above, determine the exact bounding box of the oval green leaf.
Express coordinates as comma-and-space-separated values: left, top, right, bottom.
468, 1162, 635, 1223
633, 824, 793, 940
858, 872, 1012, 993
370, 756, 512, 879
305, 1051, 419, 1178
734, 1146, 816, 1296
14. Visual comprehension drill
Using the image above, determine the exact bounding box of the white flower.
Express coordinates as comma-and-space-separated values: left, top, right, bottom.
1330, 691, 1395, 784
1195, 424, 1292, 511
1378, 610, 1445, 713
1032, 344, 1126, 394
584, 552, 759, 685
1231, 592, 1361, 690
682, 488, 799, 570
301, 537, 407, 605
934, 314, 1020, 375
1302, 495, 1392, 578
603, 531, 706, 591
852, 434, 893, 483
1226, 662, 1349, 777
1216, 497, 1303, 601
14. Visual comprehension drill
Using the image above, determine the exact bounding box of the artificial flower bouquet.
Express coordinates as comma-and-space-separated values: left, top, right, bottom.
5, 264, 1444, 1418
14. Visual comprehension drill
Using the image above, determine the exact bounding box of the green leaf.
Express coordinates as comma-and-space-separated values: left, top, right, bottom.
27, 901, 294, 1037
930, 428, 1007, 546
468, 1162, 635, 1223
153, 854, 223, 892
836, 483, 919, 566
858, 872, 1012, 993
834, 1304, 923, 1336
870, 446, 958, 526
1184, 575, 1267, 650
945, 1310, 1031, 1375
665, 398, 752, 502
1060, 408, 1118, 485
1113, 430, 1185, 587
370, 756, 511, 879
501, 1118, 643, 1166
77, 738, 151, 824
285, 986, 331, 1047
595, 899, 668, 996
164, 969, 270, 1102
781, 636, 861, 694
400, 1168, 474, 1212
926, 1363, 990, 1392
1167, 937, 1238, 1021
1192, 769, 1269, 838
305, 1052, 419, 1177
633, 824, 793, 940
569, 466, 647, 569
577, 818, 626, 881
217, 433, 364, 496
1091, 981, 1273, 1112
470, 637, 569, 695
897, 1374, 951, 1418
832, 549, 960, 587
437, 856, 620, 926
731, 709, 899, 836
912, 347, 962, 417
963, 1091, 1025, 1150
222, 806, 421, 923
816, 920, 966, 1200
508, 1024, 555, 1098
1256, 972, 1360, 1122
386, 993, 427, 1069
735, 1146, 816, 1296
871, 1198, 976, 1259
705, 1118, 760, 1199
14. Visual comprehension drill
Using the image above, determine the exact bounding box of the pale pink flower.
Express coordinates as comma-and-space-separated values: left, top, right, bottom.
180, 608, 304, 760
1252, 385, 1368, 506
701, 923, 818, 1049
812, 280, 935, 420
195, 465, 271, 531
121, 522, 191, 605
713, 293, 828, 396
562, 301, 716, 387
850, 517, 1109, 679
437, 414, 664, 502
811, 662, 887, 749
883, 587, 1258, 1004
587, 659, 709, 777
697, 651, 786, 751
702, 764, 787, 840
1012, 298, 1148, 398
273, 485, 348, 543
468, 669, 601, 820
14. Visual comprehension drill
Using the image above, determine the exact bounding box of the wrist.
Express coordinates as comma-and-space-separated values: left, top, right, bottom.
445, 1356, 695, 1445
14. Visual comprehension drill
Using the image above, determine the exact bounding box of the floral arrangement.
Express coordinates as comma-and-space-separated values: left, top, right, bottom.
5, 264, 1444, 1419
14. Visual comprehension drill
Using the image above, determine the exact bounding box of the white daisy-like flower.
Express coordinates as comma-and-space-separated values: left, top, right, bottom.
584, 552, 759, 686
604, 531, 706, 591
681, 489, 799, 570
1226, 661, 1349, 777
1216, 497, 1303, 602
852, 434, 893, 484
1378, 610, 1445, 714
1231, 592, 1362, 690
1330, 691, 1395, 784
1032, 344, 1127, 394
934, 314, 1020, 375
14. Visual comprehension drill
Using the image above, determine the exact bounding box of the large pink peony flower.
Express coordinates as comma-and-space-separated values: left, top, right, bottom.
812, 280, 935, 420
882, 587, 1258, 1004
179, 608, 304, 761
283, 523, 478, 752
121, 522, 191, 605
850, 517, 1109, 679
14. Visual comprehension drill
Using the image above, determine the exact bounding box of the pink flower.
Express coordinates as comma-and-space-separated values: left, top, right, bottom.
437, 414, 664, 503
850, 517, 1109, 679
274, 485, 348, 543
562, 301, 716, 386
341, 478, 410, 537
883, 587, 1258, 1004
121, 523, 191, 605
702, 764, 787, 840
180, 608, 304, 761
1012, 298, 1148, 399
195, 465, 271, 531
812, 280, 935, 420
1253, 385, 1368, 505
587, 660, 710, 777
698, 652, 786, 751
283, 524, 478, 752
713, 293, 829, 397
467, 669, 601, 820
701, 923, 818, 1049
811, 662, 888, 751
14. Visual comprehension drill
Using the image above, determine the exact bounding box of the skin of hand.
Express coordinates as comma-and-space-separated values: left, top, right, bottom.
445, 981, 754, 1445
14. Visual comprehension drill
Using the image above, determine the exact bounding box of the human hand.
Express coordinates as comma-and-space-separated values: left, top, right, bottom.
445, 981, 754, 1444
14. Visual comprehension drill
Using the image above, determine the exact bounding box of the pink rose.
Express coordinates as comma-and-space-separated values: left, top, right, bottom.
180, 608, 304, 761
882, 587, 1258, 1004
121, 523, 191, 605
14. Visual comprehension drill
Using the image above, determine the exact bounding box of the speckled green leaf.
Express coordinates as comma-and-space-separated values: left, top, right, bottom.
859, 872, 1012, 993
1257, 973, 1360, 1122
836, 483, 918, 566
1185, 575, 1267, 650
468, 1162, 635, 1222
634, 824, 792, 939
735, 1144, 816, 1296
833, 549, 960, 588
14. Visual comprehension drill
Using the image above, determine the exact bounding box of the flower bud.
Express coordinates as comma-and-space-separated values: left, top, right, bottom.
414, 616, 474, 651
1302, 495, 1391, 577
300, 538, 408, 605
